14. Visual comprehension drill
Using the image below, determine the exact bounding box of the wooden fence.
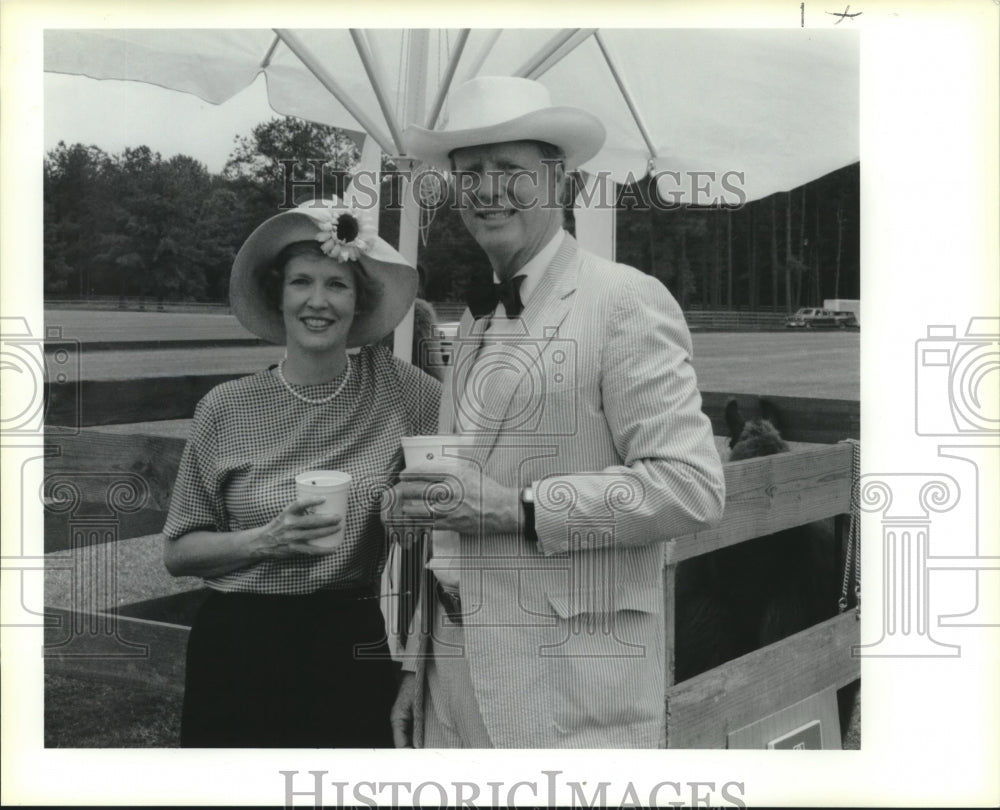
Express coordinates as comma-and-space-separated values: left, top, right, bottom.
43, 359, 860, 747
684, 310, 789, 330
663, 442, 858, 747
43, 377, 858, 550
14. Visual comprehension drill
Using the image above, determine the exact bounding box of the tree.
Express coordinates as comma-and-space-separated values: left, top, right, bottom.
93, 148, 216, 301
43, 142, 114, 296
222, 117, 361, 214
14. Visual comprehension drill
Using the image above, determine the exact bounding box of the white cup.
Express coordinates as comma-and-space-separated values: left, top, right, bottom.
294, 470, 352, 548
400, 435, 478, 589
401, 433, 478, 466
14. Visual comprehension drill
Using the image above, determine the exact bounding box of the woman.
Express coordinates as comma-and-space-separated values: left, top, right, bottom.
162, 198, 440, 747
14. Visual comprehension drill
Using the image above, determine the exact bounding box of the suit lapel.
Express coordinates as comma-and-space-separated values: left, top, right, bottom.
474, 235, 580, 458
439, 306, 489, 433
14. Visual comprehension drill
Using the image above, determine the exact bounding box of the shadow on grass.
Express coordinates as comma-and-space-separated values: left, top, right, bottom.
45, 672, 181, 748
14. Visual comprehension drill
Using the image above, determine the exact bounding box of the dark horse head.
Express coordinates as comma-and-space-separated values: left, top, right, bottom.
725, 398, 790, 461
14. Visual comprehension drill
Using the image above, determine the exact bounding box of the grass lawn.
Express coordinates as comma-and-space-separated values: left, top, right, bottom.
44, 670, 858, 749
45, 672, 181, 748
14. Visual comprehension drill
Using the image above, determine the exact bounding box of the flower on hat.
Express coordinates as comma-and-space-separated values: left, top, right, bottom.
314, 204, 378, 262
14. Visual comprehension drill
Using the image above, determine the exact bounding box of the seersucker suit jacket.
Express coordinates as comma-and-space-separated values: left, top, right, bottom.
409, 233, 724, 748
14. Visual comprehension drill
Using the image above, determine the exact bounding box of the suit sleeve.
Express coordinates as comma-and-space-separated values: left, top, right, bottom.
533, 270, 725, 555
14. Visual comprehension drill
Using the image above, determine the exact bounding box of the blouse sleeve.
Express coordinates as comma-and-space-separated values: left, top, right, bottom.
161, 391, 229, 541
391, 354, 442, 436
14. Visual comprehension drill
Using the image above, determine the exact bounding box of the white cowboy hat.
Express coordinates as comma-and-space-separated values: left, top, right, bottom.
403, 76, 606, 170
229, 198, 418, 347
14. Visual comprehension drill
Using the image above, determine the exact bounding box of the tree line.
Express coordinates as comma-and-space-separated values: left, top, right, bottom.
44, 117, 859, 310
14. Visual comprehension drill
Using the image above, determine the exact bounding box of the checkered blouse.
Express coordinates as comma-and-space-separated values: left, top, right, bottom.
162, 346, 441, 594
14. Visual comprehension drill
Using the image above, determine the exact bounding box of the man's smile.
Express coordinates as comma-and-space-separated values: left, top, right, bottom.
475, 208, 516, 220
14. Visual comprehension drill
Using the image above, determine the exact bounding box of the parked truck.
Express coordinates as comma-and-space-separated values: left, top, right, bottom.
824, 299, 860, 327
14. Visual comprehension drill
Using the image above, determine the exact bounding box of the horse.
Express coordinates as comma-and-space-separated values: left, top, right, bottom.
673, 398, 839, 682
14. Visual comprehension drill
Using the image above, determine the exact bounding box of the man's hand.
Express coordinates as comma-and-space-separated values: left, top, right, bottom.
386, 459, 520, 536
391, 671, 418, 748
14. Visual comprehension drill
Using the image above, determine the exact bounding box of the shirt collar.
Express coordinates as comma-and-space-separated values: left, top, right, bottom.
492, 229, 565, 306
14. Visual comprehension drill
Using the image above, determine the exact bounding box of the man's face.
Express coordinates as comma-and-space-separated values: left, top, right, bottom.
451, 140, 564, 277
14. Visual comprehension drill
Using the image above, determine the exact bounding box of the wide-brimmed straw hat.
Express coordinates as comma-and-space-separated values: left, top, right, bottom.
404, 76, 606, 170
229, 198, 417, 347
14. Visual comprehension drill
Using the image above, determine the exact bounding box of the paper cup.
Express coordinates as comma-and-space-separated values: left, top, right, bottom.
401, 434, 478, 466
294, 470, 352, 548
401, 436, 478, 589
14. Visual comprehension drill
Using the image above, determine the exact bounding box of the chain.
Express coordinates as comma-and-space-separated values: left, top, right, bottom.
838, 438, 861, 618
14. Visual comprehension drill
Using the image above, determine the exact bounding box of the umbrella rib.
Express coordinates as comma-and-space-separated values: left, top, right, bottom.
514, 29, 580, 78
593, 30, 659, 160
273, 29, 396, 157
259, 34, 280, 69
349, 29, 406, 155
526, 28, 597, 80
424, 29, 471, 130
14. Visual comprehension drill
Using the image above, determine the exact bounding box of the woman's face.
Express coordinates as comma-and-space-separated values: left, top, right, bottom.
281, 254, 358, 356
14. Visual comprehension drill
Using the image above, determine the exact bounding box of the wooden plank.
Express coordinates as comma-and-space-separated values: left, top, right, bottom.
43, 427, 186, 551
663, 564, 677, 687
46, 374, 241, 427
46, 426, 185, 510
664, 443, 853, 565
665, 610, 861, 748
47, 364, 858, 438
44, 430, 853, 557
701, 391, 859, 443
43, 606, 189, 695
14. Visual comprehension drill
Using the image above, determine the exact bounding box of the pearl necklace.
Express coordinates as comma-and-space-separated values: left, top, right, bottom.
276, 357, 352, 405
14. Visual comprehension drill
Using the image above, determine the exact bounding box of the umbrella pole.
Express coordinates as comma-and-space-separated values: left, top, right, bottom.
391, 29, 430, 365
574, 173, 617, 262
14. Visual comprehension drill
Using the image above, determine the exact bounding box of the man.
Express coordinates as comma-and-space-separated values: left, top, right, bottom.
389, 76, 724, 748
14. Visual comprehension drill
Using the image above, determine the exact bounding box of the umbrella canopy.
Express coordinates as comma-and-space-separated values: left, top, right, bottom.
44, 28, 858, 203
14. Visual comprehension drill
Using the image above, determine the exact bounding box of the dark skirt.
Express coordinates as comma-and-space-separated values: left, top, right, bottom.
180, 589, 397, 748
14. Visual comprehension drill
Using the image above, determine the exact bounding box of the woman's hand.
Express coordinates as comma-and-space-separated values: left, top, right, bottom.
165, 498, 345, 579
249, 497, 345, 560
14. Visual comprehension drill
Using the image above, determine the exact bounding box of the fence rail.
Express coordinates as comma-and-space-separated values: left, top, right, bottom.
46, 297, 231, 313
684, 310, 789, 329
46, 299, 793, 328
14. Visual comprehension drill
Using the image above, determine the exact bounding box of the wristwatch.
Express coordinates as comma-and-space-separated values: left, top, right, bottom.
520, 485, 538, 544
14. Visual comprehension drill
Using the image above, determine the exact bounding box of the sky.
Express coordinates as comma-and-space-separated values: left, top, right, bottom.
44, 72, 282, 173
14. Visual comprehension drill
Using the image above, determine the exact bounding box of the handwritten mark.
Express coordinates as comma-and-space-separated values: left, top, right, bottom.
827, 4, 862, 24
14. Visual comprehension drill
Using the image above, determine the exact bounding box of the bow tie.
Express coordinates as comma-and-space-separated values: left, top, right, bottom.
464, 275, 526, 319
